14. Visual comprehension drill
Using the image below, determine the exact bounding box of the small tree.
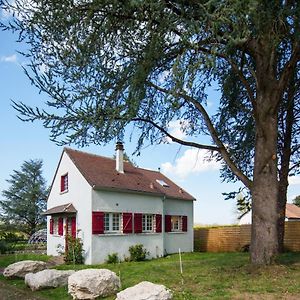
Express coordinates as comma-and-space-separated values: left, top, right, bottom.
0, 159, 48, 236
292, 196, 300, 208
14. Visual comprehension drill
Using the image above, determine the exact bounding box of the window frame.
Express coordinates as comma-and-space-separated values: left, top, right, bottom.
103, 212, 121, 233
142, 214, 154, 233
52, 217, 59, 235
171, 215, 182, 232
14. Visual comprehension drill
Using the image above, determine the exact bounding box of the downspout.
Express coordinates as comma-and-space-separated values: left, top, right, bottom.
162, 195, 166, 256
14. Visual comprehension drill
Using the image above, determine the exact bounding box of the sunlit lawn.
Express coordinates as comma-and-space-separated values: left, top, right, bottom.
1, 252, 300, 299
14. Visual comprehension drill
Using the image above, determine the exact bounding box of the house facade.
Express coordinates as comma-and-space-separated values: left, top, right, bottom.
45, 144, 195, 264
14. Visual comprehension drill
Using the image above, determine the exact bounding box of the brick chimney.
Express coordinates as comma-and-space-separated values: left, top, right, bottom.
115, 142, 124, 173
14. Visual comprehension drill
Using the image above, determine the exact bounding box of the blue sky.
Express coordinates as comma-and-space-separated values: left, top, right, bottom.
1, 18, 300, 225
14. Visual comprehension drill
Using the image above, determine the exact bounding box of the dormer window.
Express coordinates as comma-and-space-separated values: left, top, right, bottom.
156, 179, 169, 187
60, 173, 68, 193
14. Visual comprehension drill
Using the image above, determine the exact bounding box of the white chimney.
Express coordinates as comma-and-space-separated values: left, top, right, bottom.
115, 142, 124, 173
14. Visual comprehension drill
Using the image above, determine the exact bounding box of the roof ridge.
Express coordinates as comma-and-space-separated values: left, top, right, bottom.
64, 147, 134, 167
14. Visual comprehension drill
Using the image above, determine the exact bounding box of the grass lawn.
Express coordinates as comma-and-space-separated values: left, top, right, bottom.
1, 252, 300, 299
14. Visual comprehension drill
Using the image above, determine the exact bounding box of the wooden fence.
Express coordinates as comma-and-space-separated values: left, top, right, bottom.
194, 222, 300, 252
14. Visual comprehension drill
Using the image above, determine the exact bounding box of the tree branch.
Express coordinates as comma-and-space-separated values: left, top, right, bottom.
132, 117, 220, 152
146, 81, 253, 189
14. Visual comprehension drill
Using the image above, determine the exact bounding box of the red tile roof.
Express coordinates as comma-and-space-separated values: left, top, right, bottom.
64, 148, 195, 201
42, 203, 77, 215
286, 203, 300, 219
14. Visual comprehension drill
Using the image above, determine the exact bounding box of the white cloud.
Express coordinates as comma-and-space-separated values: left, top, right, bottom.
1, 54, 17, 64
288, 176, 300, 185
161, 148, 221, 179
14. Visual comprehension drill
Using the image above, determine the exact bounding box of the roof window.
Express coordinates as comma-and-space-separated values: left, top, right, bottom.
156, 179, 169, 187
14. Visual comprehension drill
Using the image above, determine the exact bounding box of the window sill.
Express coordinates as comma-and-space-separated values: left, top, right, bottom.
94, 232, 161, 236
167, 231, 186, 234
60, 190, 68, 195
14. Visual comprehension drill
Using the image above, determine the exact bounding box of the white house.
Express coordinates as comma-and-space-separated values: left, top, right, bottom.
239, 203, 300, 225
44, 143, 195, 264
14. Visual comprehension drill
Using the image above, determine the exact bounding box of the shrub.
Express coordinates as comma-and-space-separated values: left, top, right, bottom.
106, 252, 119, 264
0, 240, 12, 254
128, 244, 149, 262
64, 236, 84, 264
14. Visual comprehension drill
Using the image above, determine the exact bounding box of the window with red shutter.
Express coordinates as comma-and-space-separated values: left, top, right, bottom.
134, 213, 142, 233
165, 215, 171, 232
155, 214, 162, 233
50, 218, 54, 234
71, 217, 76, 237
92, 212, 104, 234
60, 174, 68, 192
58, 217, 64, 236
123, 213, 133, 234
182, 216, 188, 232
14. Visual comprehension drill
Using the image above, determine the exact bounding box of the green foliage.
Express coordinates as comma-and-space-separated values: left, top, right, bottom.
106, 252, 119, 264
64, 236, 84, 265
293, 195, 300, 208
0, 159, 48, 235
0, 240, 12, 254
128, 244, 149, 262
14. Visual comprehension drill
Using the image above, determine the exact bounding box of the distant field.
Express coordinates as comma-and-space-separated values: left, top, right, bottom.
1, 252, 300, 299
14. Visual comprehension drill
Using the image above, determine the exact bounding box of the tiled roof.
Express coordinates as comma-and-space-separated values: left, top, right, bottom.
286, 203, 300, 219
42, 203, 77, 215
64, 148, 195, 201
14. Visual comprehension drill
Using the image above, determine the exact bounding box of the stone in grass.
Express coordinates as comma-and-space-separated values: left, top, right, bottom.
25, 269, 76, 291
116, 281, 173, 300
3, 260, 47, 279
68, 268, 120, 299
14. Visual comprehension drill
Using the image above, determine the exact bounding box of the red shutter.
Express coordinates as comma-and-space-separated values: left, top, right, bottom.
60, 176, 64, 192
182, 216, 188, 232
134, 213, 142, 233
71, 217, 76, 237
50, 218, 54, 234
165, 215, 171, 232
155, 214, 162, 233
92, 212, 104, 234
123, 213, 133, 234
58, 217, 64, 235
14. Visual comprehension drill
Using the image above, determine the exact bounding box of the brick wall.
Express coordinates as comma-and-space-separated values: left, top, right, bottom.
194, 222, 300, 252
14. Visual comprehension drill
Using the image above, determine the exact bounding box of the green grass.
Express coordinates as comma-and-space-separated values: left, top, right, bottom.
1, 252, 300, 299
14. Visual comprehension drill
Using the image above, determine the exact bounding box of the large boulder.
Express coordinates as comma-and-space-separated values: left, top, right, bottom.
68, 268, 120, 299
3, 260, 47, 279
25, 269, 76, 291
116, 281, 173, 300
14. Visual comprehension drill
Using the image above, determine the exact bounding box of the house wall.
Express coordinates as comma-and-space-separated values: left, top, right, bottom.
47, 152, 92, 263
164, 198, 194, 254
91, 190, 164, 264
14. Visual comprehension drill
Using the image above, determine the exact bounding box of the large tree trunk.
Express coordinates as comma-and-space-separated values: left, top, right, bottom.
251, 113, 279, 264
277, 78, 295, 252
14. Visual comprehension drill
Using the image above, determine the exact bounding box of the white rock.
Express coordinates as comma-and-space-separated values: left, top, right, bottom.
3, 260, 47, 279
68, 268, 120, 299
25, 269, 75, 291
116, 281, 173, 300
